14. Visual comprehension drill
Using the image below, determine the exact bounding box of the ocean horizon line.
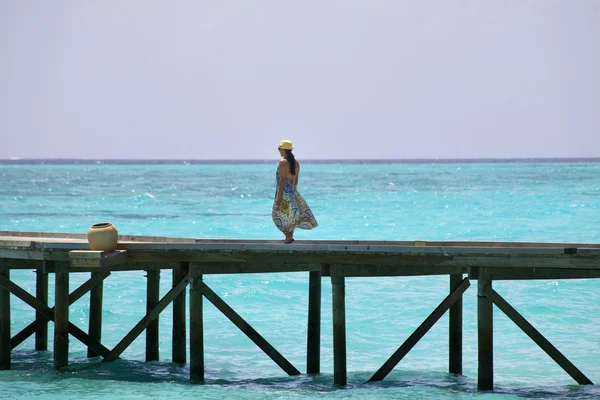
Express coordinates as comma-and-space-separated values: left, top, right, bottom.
1, 157, 599, 165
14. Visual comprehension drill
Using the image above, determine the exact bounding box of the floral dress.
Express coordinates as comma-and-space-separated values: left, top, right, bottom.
272, 170, 318, 232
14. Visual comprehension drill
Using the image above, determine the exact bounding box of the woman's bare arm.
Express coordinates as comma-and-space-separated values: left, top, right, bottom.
276, 159, 288, 206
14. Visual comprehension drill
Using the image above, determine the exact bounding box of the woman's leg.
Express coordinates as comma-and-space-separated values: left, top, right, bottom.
284, 230, 295, 243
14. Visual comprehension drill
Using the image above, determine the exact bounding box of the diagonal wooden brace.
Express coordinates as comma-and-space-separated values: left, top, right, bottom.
103, 273, 191, 362
484, 286, 593, 385
0, 274, 112, 358
369, 277, 471, 382
11, 271, 110, 349
200, 282, 301, 376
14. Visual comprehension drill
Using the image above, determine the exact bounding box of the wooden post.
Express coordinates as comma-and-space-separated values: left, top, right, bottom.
35, 263, 50, 351
172, 262, 188, 364
0, 261, 10, 370
189, 264, 204, 382
449, 273, 463, 375
54, 263, 69, 370
477, 267, 493, 390
307, 269, 322, 374
331, 266, 347, 385
146, 269, 160, 362
87, 271, 104, 358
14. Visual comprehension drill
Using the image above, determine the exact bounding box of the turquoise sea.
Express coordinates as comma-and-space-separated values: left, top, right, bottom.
1, 160, 599, 400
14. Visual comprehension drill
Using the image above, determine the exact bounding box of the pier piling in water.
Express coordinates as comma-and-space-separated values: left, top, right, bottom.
449, 273, 463, 375
146, 269, 160, 362
35, 264, 49, 351
331, 267, 347, 386
172, 262, 188, 364
87, 270, 103, 358
477, 267, 494, 391
189, 263, 204, 382
306, 268, 322, 374
0, 260, 10, 370
54, 263, 69, 370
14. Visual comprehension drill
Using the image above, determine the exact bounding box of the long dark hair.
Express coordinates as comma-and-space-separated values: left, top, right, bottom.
284, 150, 296, 175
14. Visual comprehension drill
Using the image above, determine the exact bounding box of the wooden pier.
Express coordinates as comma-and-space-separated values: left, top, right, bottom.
1, 230, 600, 390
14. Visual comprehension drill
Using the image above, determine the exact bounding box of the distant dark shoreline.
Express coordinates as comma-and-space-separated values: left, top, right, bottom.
0, 158, 599, 165
1, 158, 600, 165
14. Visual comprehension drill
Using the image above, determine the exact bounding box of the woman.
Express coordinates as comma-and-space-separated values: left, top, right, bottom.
272, 140, 318, 243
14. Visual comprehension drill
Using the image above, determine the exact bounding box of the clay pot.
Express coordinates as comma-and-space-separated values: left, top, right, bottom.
87, 222, 119, 252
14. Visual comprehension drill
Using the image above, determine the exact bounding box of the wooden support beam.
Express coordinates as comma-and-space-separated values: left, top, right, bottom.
0, 261, 10, 370
340, 265, 465, 277
103, 273, 190, 362
146, 269, 160, 362
478, 267, 493, 391
0, 273, 111, 357
11, 271, 110, 349
54, 263, 69, 369
449, 273, 463, 375
307, 269, 322, 374
87, 271, 104, 358
189, 264, 204, 382
35, 263, 50, 351
200, 281, 301, 376
172, 262, 188, 364
369, 277, 470, 382
0, 258, 43, 270
331, 266, 347, 385
69, 324, 112, 358
196, 263, 321, 275
484, 287, 593, 385
486, 267, 600, 281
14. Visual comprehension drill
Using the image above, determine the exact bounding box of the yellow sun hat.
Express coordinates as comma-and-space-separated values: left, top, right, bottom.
278, 140, 294, 150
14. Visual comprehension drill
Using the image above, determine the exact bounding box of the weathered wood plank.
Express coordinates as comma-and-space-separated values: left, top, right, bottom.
103, 273, 190, 362
0, 249, 45, 261
195, 263, 321, 274
0, 259, 43, 270
189, 264, 204, 382
67, 262, 176, 273
200, 281, 301, 376
54, 263, 69, 369
478, 268, 493, 391
0, 261, 10, 370
172, 262, 188, 364
124, 252, 600, 271
369, 278, 470, 382
70, 250, 128, 268
331, 267, 347, 385
486, 267, 600, 280
3, 235, 600, 274
340, 264, 466, 277
109, 242, 600, 254
3, 229, 600, 249
485, 287, 593, 385
71, 258, 600, 274
146, 270, 160, 362
307, 269, 322, 374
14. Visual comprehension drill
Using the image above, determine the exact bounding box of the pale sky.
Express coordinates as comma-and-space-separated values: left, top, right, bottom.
1, 1, 599, 160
